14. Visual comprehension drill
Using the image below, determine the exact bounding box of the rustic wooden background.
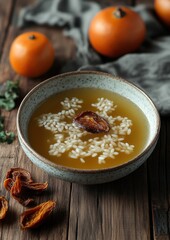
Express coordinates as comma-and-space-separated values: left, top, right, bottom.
0, 0, 170, 239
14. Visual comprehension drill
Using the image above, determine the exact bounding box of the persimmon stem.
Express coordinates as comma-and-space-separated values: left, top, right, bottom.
29, 35, 36, 40
114, 7, 126, 18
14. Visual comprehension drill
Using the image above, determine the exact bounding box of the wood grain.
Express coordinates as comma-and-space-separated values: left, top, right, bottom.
0, 0, 16, 59
68, 165, 150, 240
148, 119, 170, 240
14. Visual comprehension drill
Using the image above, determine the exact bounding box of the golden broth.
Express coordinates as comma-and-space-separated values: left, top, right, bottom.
28, 88, 149, 170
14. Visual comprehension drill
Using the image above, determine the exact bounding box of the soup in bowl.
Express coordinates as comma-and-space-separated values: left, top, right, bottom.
17, 71, 160, 184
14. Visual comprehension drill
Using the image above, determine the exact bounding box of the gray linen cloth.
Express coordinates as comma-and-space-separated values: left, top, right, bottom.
18, 0, 170, 115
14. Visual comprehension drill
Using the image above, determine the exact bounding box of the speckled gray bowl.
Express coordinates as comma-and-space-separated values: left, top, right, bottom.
17, 71, 160, 184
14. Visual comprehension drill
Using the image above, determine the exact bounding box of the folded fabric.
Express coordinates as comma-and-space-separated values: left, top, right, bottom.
18, 0, 170, 115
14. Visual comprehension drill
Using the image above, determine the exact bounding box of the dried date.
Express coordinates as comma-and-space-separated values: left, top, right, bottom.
74, 111, 110, 133
20, 200, 56, 229
0, 196, 8, 220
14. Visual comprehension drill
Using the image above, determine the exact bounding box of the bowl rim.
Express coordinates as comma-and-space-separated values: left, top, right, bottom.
17, 70, 161, 174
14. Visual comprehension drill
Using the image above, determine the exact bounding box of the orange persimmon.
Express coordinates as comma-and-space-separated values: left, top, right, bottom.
9, 32, 55, 78
154, 0, 170, 27
88, 6, 146, 58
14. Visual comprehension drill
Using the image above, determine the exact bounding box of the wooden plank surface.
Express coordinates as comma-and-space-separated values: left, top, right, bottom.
0, 0, 170, 239
148, 118, 170, 240
0, 0, 16, 58
68, 166, 150, 240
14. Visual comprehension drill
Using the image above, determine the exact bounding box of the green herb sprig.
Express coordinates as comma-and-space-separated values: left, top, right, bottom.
0, 80, 19, 111
0, 115, 15, 144
0, 80, 20, 144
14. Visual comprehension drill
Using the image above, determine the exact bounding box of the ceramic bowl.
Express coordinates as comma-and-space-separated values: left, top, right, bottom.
17, 71, 160, 184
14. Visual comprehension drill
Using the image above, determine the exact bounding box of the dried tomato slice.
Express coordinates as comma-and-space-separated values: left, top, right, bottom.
20, 200, 56, 229
0, 196, 8, 220
74, 111, 110, 133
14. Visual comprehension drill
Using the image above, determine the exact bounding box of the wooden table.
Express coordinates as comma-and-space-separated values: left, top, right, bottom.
0, 0, 169, 239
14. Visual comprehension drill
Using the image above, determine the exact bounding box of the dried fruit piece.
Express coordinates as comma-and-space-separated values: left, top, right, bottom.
4, 177, 34, 207
4, 168, 48, 206
4, 178, 14, 192
74, 111, 110, 133
4, 176, 48, 194
22, 182, 48, 193
20, 200, 56, 229
0, 196, 8, 220
11, 176, 22, 196
10, 176, 35, 207
6, 168, 33, 183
